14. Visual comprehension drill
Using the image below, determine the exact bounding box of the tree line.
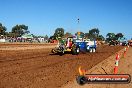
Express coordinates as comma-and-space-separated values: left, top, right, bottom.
50, 28, 124, 41
0, 22, 125, 41
0, 23, 29, 37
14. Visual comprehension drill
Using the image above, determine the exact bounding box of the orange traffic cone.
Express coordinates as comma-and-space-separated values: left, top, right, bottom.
114, 66, 118, 74
79, 66, 86, 76
114, 53, 119, 74
116, 53, 120, 60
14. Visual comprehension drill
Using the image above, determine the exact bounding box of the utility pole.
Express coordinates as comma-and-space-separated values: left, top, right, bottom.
77, 18, 80, 39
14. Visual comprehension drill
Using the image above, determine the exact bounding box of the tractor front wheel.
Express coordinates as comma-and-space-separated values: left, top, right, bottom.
51, 49, 56, 53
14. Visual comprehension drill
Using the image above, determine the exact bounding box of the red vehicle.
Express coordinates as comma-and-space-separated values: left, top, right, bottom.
128, 40, 132, 47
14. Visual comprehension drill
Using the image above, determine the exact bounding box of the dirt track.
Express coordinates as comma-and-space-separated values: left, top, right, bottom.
63, 46, 132, 88
0, 44, 123, 88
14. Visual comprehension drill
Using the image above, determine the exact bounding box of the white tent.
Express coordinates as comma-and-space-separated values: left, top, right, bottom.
21, 34, 33, 39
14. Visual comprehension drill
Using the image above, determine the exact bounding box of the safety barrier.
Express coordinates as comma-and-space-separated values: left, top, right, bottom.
113, 45, 129, 74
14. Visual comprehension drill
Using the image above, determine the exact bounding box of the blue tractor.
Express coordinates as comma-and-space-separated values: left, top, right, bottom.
51, 37, 97, 55
74, 39, 96, 53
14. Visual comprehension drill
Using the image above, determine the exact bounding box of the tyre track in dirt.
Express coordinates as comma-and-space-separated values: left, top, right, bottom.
0, 45, 123, 88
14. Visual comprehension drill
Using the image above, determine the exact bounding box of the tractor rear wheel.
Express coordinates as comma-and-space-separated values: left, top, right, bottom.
72, 45, 80, 55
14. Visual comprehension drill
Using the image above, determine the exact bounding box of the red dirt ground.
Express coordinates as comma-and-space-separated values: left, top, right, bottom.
0, 44, 123, 88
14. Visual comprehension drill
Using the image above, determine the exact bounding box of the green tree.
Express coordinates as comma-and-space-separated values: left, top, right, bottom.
89, 28, 99, 37
97, 35, 105, 41
106, 33, 116, 42
84, 33, 89, 39
64, 32, 73, 38
7, 32, 17, 37
44, 35, 49, 40
12, 24, 29, 37
115, 33, 124, 40
54, 28, 64, 39
49, 35, 56, 40
106, 33, 115, 39
0, 23, 7, 35
88, 28, 100, 40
